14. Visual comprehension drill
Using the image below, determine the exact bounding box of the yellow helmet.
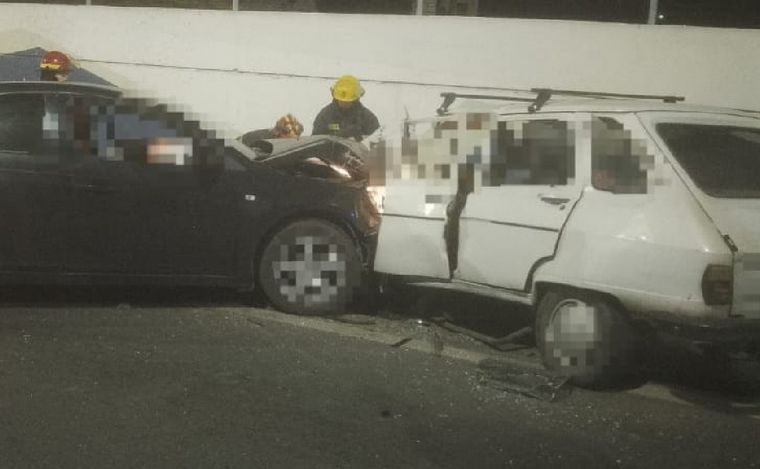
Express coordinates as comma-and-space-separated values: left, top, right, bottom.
331, 75, 365, 103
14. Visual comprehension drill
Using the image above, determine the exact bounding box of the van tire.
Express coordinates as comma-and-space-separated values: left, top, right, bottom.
257, 219, 362, 316
535, 288, 636, 388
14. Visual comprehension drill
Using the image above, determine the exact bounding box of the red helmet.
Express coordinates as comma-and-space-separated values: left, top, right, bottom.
40, 51, 73, 73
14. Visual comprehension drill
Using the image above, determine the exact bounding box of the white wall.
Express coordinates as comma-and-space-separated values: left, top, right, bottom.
2, 3, 760, 138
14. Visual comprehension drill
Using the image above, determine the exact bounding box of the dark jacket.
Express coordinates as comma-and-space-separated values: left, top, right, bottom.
312, 100, 379, 141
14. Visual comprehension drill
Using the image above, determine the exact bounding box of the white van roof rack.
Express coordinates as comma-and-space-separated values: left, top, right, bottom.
436, 88, 686, 115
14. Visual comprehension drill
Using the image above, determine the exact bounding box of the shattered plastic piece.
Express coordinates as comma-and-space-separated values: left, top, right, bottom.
391, 337, 413, 348
433, 318, 532, 352
334, 314, 377, 325
477, 358, 572, 402
430, 330, 444, 356
246, 318, 265, 328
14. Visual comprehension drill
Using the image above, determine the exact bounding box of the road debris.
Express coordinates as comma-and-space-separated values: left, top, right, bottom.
391, 337, 413, 348
478, 358, 571, 402
334, 314, 377, 325
246, 317, 265, 327
432, 318, 532, 352
430, 329, 444, 356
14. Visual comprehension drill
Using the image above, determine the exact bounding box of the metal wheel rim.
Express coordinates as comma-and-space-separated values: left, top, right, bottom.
273, 235, 347, 307
545, 298, 602, 372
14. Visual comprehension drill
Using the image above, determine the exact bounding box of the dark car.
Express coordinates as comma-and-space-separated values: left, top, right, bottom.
0, 81, 379, 314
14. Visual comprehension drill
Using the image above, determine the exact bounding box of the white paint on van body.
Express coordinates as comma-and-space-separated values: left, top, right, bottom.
640, 112, 760, 319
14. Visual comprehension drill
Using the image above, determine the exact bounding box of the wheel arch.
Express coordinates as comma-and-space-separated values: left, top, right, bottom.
533, 281, 631, 319
252, 209, 366, 285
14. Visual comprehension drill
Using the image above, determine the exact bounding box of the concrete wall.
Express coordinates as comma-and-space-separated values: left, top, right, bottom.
1, 3, 760, 139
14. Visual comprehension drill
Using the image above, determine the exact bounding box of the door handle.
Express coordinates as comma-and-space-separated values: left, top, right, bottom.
538, 195, 570, 205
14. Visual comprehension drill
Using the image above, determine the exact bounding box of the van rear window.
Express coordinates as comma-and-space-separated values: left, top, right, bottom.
657, 123, 760, 198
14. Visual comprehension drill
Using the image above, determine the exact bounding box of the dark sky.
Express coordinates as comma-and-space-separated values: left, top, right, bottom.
4, 0, 760, 28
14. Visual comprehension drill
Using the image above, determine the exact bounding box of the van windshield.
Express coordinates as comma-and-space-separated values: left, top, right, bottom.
657, 123, 760, 198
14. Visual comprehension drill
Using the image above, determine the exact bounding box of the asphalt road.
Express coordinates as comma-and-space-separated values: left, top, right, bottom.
1, 286, 759, 469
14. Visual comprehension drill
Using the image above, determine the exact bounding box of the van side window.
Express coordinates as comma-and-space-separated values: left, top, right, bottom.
489, 119, 575, 186
591, 117, 648, 194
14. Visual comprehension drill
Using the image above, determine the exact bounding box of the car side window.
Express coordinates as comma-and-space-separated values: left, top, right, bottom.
0, 93, 99, 168
85, 102, 186, 166
0, 94, 46, 166
55, 98, 228, 170
489, 119, 575, 186
591, 117, 648, 194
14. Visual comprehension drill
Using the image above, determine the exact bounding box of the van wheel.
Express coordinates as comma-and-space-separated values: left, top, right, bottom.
257, 219, 362, 316
535, 288, 636, 388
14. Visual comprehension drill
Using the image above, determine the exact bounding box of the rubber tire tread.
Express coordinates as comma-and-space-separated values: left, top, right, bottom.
535, 287, 636, 388
258, 219, 361, 316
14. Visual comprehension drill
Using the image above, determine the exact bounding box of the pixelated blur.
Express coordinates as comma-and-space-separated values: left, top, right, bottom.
371, 110, 662, 203
15, 93, 228, 167
372, 112, 580, 205
273, 235, 348, 307
590, 117, 654, 194
544, 303, 608, 372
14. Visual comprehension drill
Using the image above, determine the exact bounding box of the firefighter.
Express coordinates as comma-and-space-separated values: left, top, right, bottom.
40, 51, 73, 82
312, 75, 379, 142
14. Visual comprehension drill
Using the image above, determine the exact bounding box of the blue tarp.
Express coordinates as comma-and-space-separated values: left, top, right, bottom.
0, 47, 112, 85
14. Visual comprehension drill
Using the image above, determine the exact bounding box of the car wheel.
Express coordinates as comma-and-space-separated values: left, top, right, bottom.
257, 219, 362, 315
535, 287, 636, 388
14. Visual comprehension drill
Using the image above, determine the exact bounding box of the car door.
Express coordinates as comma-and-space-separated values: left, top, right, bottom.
453, 114, 586, 290
63, 99, 243, 278
0, 92, 69, 274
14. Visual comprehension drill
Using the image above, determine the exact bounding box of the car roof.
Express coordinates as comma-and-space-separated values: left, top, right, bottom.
0, 80, 122, 98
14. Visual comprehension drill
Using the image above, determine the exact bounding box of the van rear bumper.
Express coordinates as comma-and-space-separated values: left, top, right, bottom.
633, 311, 760, 350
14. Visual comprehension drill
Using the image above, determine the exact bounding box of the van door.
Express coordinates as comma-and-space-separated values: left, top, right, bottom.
372, 117, 461, 280
453, 115, 587, 290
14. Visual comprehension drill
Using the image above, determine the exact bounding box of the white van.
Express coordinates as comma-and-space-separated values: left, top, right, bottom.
372, 90, 760, 386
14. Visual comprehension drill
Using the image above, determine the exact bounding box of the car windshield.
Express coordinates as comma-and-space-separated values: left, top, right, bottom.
657, 122, 760, 198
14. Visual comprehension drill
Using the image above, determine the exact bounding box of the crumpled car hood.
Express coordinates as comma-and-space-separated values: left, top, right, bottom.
241, 135, 369, 181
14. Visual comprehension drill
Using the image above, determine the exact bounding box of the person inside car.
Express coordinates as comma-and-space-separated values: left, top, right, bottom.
312, 75, 379, 142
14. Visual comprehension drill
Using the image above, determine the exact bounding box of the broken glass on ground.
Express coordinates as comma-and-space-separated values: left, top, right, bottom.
478, 358, 572, 402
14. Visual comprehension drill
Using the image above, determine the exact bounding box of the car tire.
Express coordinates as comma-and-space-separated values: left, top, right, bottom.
257, 219, 362, 316
535, 287, 637, 388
